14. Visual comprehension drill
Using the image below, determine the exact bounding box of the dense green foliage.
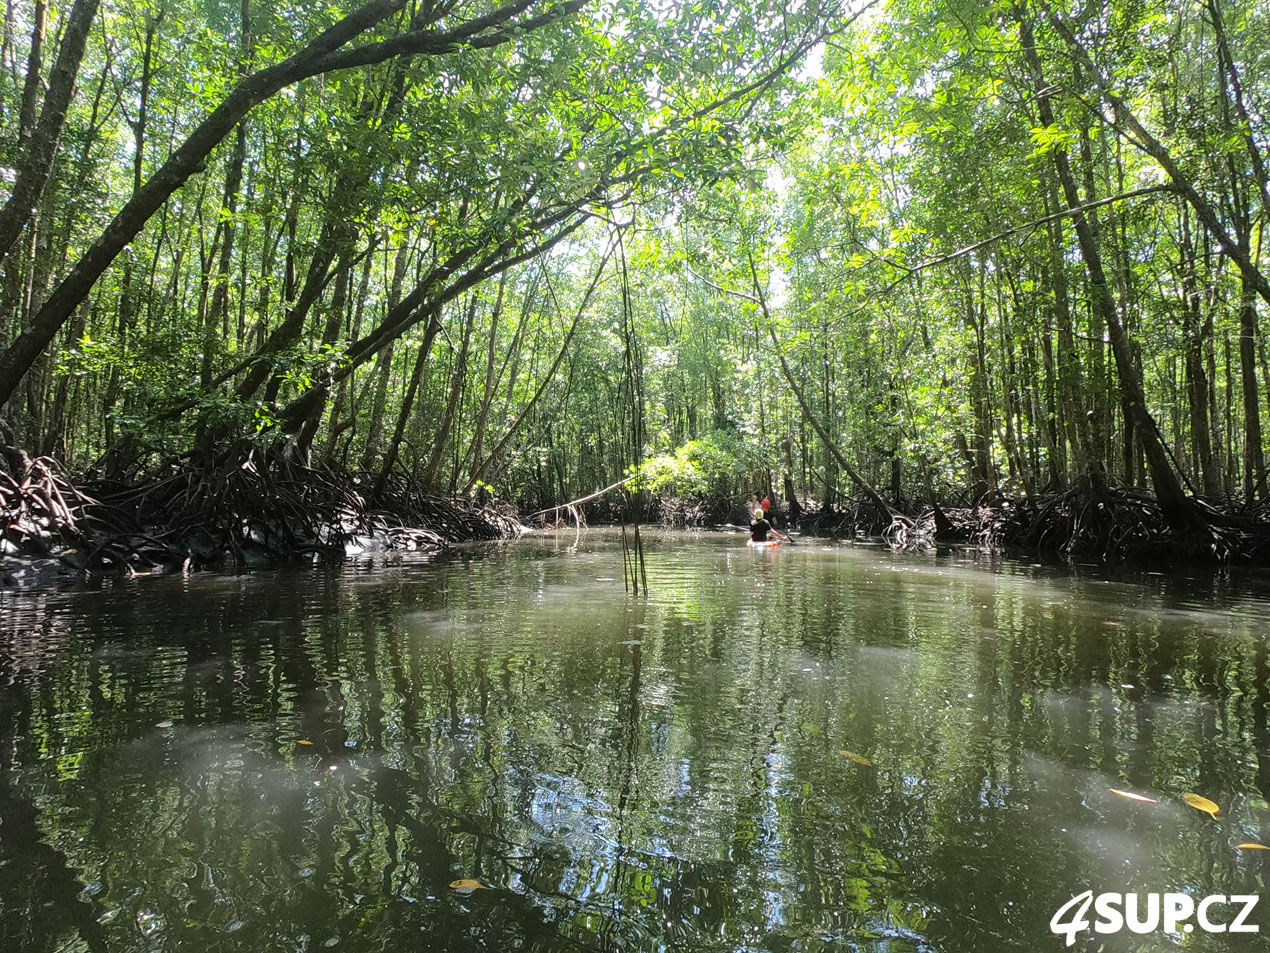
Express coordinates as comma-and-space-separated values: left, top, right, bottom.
1, 0, 1268, 514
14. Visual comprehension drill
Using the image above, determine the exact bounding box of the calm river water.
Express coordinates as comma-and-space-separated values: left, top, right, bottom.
3, 530, 1270, 952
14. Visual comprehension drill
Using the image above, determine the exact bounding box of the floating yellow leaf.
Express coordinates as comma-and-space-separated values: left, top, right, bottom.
296, 739, 314, 745
1236, 843, 1270, 850
1182, 793, 1221, 818
1109, 788, 1158, 804
449, 879, 487, 891
840, 750, 874, 767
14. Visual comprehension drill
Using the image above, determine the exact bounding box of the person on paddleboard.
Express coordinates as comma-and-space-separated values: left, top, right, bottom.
749, 508, 786, 544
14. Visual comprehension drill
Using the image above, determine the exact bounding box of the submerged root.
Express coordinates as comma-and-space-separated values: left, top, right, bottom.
792, 500, 928, 551
782, 482, 1270, 563
916, 485, 1261, 563
1, 450, 101, 558
657, 496, 710, 526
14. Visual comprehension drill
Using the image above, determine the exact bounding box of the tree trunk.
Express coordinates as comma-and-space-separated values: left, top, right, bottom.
246, 221, 344, 403
203, 0, 252, 388
39, 302, 90, 458
467, 247, 611, 492
360, 245, 412, 470
14, 0, 48, 146
1045, 10, 1270, 310
963, 263, 994, 494
373, 308, 442, 500
463, 273, 507, 487
1017, 8, 1200, 532
1181, 270, 1219, 497
0, 0, 585, 411
295, 255, 353, 458
0, 0, 99, 264
421, 293, 476, 489
748, 253, 905, 523
1239, 280, 1264, 499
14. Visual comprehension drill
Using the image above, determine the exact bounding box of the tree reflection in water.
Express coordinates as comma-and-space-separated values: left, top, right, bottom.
1, 532, 1268, 952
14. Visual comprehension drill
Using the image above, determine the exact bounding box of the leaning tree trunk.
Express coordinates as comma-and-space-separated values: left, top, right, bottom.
0, 0, 406, 410
1045, 10, 1270, 311
0, 0, 587, 412
747, 252, 906, 526
1017, 8, 1202, 534
466, 246, 612, 492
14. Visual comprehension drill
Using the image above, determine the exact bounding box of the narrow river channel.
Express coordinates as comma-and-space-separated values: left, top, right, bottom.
2, 530, 1269, 952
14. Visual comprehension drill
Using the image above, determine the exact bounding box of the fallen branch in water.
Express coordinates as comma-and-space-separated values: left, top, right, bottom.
524, 475, 632, 523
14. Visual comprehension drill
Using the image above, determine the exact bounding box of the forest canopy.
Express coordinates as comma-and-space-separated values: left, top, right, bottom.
1, 0, 1268, 548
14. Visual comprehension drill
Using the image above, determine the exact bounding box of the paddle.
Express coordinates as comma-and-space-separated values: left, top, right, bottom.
721, 521, 796, 545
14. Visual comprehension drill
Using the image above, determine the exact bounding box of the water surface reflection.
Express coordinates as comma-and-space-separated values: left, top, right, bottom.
2, 531, 1269, 952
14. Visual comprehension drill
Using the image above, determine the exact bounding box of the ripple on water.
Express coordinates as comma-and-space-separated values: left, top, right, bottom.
3, 529, 1270, 953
